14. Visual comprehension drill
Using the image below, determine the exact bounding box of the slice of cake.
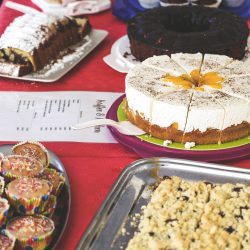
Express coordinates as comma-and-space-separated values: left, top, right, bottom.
171, 53, 203, 74
0, 13, 91, 76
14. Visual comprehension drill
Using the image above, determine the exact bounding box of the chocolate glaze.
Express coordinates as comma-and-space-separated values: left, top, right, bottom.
127, 6, 249, 60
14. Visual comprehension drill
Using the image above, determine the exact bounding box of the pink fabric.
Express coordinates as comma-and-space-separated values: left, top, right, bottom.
0, 1, 249, 249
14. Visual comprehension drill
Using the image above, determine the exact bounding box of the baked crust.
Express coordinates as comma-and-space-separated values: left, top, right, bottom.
123, 98, 250, 144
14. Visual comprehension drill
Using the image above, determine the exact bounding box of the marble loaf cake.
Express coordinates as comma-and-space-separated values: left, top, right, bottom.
0, 13, 91, 76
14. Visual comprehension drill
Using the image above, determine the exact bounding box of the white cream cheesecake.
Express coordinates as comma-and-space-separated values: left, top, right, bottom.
124, 53, 250, 144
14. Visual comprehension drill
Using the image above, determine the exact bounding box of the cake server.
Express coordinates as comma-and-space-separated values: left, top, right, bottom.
71, 119, 146, 136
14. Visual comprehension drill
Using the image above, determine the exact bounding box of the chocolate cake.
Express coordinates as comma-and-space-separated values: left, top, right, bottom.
0, 13, 91, 76
127, 6, 249, 61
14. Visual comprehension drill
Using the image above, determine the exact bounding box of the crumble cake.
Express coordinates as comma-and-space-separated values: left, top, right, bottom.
126, 176, 250, 250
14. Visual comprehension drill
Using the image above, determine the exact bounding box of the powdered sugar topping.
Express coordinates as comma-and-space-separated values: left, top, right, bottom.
0, 13, 65, 52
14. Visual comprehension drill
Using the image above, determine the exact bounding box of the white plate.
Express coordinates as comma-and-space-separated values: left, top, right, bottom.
103, 35, 139, 74
32, 0, 111, 16
0, 29, 108, 83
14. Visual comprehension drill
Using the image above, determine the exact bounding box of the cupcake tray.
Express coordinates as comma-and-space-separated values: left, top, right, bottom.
0, 29, 108, 83
0, 144, 71, 249
76, 157, 250, 250
106, 95, 250, 162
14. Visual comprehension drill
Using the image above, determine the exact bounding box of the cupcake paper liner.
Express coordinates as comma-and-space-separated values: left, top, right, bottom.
0, 198, 10, 228
54, 176, 65, 197
41, 195, 57, 218
6, 215, 55, 250
12, 141, 50, 168
6, 193, 54, 216
16, 233, 53, 250
39, 168, 65, 197
5, 179, 52, 215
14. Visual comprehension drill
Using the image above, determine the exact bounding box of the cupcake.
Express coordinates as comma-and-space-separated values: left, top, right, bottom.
1, 156, 44, 181
0, 198, 10, 227
0, 230, 15, 250
5, 177, 52, 215
39, 168, 65, 196
6, 215, 55, 250
12, 141, 50, 168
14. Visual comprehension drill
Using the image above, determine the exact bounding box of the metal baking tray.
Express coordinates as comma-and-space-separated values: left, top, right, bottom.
0, 29, 108, 83
77, 157, 250, 250
0, 144, 71, 249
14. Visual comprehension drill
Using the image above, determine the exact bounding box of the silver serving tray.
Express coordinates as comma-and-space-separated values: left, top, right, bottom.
77, 158, 250, 250
0, 29, 108, 83
0, 144, 71, 249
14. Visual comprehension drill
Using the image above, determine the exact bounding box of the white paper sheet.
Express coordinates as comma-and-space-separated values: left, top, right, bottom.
0, 91, 123, 143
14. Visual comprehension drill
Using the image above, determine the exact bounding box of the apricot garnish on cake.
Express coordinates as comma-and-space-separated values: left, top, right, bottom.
163, 69, 224, 91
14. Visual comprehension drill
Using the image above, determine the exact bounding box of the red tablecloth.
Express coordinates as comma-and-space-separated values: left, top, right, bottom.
0, 2, 249, 249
